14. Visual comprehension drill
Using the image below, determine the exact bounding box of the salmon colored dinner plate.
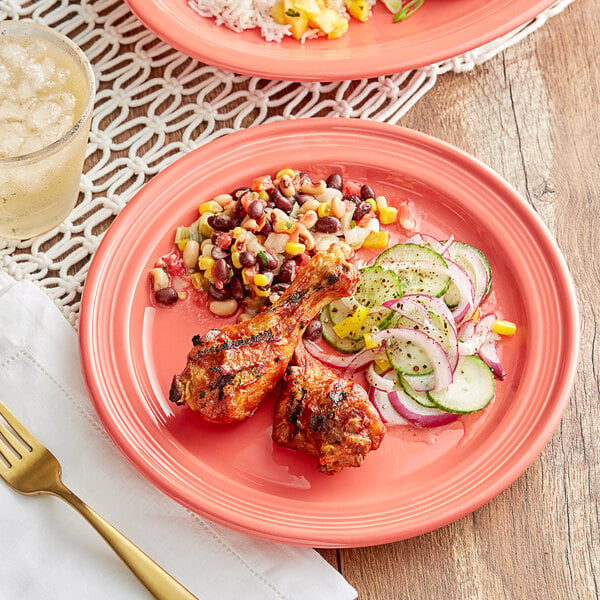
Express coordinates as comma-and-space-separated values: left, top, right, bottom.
123, 0, 558, 81
79, 119, 579, 547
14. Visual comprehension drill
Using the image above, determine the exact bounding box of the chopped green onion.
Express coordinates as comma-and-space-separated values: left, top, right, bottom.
393, 0, 424, 23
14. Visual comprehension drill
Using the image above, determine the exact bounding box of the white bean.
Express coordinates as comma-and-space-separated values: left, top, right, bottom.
182, 240, 200, 268
149, 268, 169, 291
209, 298, 239, 317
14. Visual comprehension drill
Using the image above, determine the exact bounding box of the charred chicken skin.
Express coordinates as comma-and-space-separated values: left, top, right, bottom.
170, 246, 360, 424
273, 343, 385, 474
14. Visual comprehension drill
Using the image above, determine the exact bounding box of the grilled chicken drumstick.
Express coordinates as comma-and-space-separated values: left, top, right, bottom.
170, 246, 360, 424
273, 343, 385, 474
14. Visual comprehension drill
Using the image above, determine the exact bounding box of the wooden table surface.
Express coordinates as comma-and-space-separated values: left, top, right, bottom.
4, 1, 598, 598
318, 1, 599, 598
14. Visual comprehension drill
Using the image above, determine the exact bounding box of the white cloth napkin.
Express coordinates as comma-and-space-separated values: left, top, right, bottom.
0, 270, 356, 600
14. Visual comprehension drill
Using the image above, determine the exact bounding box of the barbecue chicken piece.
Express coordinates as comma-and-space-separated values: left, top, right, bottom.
170, 246, 359, 424
272, 343, 385, 474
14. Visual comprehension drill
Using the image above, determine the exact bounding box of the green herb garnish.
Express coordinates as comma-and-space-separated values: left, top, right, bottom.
393, 0, 424, 23
285, 8, 301, 17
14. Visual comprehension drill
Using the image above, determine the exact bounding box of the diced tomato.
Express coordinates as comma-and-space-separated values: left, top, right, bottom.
162, 253, 187, 277
213, 231, 233, 249
252, 175, 273, 192
344, 179, 362, 196
241, 190, 259, 212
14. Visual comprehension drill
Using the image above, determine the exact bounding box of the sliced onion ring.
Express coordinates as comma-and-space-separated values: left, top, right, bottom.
388, 389, 458, 427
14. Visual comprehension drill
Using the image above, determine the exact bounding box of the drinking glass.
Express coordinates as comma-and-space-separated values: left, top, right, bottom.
0, 21, 95, 239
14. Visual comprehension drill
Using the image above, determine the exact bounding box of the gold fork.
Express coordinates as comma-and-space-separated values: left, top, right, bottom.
0, 401, 198, 600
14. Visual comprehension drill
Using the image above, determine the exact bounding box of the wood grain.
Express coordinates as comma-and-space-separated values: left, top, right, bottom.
325, 1, 600, 598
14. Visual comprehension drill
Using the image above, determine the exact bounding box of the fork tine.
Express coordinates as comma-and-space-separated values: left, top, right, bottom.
0, 443, 13, 468
0, 402, 36, 452
0, 419, 27, 457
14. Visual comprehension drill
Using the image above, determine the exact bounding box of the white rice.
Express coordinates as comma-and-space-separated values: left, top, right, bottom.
188, 0, 378, 43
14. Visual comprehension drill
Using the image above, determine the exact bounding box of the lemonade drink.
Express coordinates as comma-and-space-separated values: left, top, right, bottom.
0, 21, 95, 239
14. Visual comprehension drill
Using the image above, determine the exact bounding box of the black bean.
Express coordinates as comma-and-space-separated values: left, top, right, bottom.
239, 251, 256, 268
213, 258, 229, 283
316, 216, 341, 233
303, 319, 323, 341
294, 193, 314, 206
207, 213, 233, 231
155, 286, 179, 305
211, 246, 229, 260
231, 186, 251, 199
353, 201, 372, 222
360, 184, 375, 200
229, 275, 245, 300
326, 173, 343, 191
257, 250, 278, 271
278, 259, 297, 283
343, 194, 362, 206
247, 200, 265, 220
271, 283, 289, 295
274, 195, 293, 213
208, 284, 232, 301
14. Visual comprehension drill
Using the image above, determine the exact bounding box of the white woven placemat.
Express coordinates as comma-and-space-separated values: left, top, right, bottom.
0, 0, 574, 327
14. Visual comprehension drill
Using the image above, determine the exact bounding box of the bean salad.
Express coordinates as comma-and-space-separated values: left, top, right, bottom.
149, 168, 416, 328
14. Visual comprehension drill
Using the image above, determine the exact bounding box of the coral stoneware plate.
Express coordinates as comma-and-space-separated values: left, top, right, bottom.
80, 118, 578, 547
122, 0, 558, 81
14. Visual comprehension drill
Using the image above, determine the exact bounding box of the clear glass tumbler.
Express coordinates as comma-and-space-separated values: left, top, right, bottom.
0, 21, 95, 240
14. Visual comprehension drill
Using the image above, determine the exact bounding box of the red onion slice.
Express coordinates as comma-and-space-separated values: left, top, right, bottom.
303, 339, 378, 370
445, 259, 475, 322
478, 340, 505, 379
388, 389, 458, 427
369, 387, 409, 426
365, 363, 396, 392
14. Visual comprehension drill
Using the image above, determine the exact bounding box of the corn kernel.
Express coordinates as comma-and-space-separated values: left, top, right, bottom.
231, 251, 243, 270
363, 333, 382, 349
333, 306, 369, 339
190, 272, 205, 290
317, 202, 332, 217
176, 239, 189, 252
365, 198, 377, 212
199, 200, 223, 215
375, 195, 388, 210
198, 256, 215, 271
374, 357, 391, 373
362, 231, 389, 249
492, 319, 517, 336
285, 241, 306, 256
378, 206, 398, 225
253, 284, 271, 297
276, 168, 296, 180
232, 227, 245, 239
254, 273, 269, 287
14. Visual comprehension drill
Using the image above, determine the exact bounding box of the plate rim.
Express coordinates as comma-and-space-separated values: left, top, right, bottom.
79, 118, 580, 547
122, 0, 559, 81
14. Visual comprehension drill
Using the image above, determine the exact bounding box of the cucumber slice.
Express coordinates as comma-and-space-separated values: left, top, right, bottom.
385, 333, 434, 376
320, 309, 365, 354
327, 266, 401, 341
375, 243, 451, 297
443, 281, 460, 308
354, 266, 402, 308
447, 241, 492, 301
428, 355, 495, 414
399, 375, 436, 408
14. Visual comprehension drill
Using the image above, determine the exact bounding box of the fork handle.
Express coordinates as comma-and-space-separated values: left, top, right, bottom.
53, 483, 199, 600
